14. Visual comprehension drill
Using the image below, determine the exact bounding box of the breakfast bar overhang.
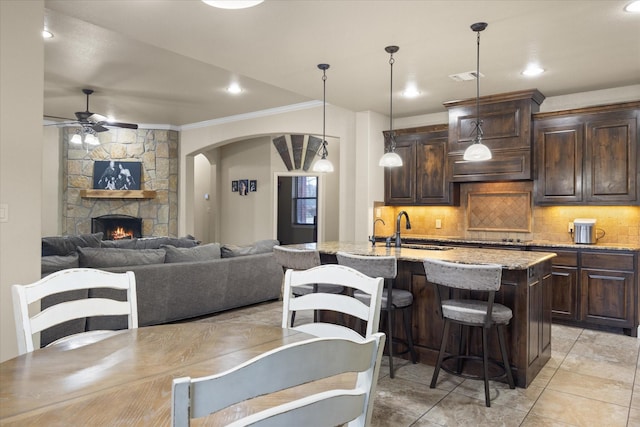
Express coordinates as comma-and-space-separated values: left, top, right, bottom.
284, 241, 557, 388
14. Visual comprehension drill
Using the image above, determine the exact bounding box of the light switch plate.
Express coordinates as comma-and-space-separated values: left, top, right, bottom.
435, 219, 442, 229
0, 204, 8, 223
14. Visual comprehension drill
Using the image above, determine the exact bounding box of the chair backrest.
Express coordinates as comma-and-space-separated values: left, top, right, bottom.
422, 259, 502, 292
172, 333, 386, 427
12, 268, 138, 354
282, 264, 384, 341
272, 245, 321, 271
336, 251, 397, 279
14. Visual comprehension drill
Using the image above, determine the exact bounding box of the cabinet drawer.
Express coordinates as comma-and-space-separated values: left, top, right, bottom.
530, 248, 577, 267
581, 251, 634, 271
553, 250, 578, 267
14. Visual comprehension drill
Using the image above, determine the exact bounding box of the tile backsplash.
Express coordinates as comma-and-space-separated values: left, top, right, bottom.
374, 182, 640, 245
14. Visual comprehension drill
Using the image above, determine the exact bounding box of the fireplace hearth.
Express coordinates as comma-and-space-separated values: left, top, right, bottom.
92, 214, 143, 240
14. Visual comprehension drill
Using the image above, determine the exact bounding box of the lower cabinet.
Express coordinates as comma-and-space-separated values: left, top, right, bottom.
532, 247, 638, 336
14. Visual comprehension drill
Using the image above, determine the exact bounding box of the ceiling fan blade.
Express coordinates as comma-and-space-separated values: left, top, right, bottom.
44, 114, 75, 121
106, 122, 138, 129
87, 113, 108, 123
91, 124, 109, 133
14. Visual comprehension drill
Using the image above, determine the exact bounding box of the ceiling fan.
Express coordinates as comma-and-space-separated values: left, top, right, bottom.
45, 88, 138, 132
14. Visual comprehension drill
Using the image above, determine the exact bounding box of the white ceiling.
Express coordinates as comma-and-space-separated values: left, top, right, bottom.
43, 0, 640, 127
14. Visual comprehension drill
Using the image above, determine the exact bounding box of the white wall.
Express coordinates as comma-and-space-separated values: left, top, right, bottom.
42, 126, 61, 236
219, 137, 274, 245
179, 104, 354, 243
193, 153, 212, 243
0, 0, 44, 362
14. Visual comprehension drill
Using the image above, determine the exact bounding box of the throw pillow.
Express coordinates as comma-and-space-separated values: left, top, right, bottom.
42, 232, 104, 256
41, 253, 80, 275
77, 247, 166, 268
162, 243, 221, 263
100, 238, 137, 249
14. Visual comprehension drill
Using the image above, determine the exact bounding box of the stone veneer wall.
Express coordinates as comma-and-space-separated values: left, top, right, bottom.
62, 127, 179, 237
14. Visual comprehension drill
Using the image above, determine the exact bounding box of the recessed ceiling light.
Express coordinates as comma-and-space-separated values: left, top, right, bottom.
624, 1, 640, 12
402, 87, 421, 98
202, 0, 264, 9
42, 29, 53, 39
522, 65, 545, 77
227, 83, 243, 94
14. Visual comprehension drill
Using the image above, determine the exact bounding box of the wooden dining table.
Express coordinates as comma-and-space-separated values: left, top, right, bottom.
0, 322, 352, 426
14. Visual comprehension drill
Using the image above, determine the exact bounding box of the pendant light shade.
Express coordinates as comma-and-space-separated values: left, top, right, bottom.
463, 22, 491, 162
312, 63, 334, 173
379, 46, 403, 168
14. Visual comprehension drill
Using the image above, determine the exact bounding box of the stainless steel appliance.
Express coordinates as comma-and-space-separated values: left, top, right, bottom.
573, 218, 605, 244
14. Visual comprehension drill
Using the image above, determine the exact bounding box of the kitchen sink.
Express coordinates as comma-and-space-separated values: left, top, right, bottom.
402, 244, 454, 251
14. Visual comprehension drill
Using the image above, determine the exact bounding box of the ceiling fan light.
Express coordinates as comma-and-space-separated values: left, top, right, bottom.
379, 151, 403, 167
312, 158, 334, 173
463, 142, 492, 161
70, 133, 83, 144
85, 133, 100, 145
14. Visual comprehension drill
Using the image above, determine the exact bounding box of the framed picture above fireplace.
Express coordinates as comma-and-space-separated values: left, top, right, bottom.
93, 161, 142, 190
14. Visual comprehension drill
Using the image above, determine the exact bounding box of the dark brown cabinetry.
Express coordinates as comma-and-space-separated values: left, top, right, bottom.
444, 89, 545, 182
580, 251, 636, 332
384, 124, 459, 205
531, 246, 638, 336
534, 102, 640, 205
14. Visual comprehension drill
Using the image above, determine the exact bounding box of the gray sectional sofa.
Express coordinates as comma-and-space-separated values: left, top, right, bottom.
40, 233, 283, 346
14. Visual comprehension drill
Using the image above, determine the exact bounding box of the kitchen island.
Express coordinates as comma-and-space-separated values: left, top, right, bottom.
284, 241, 556, 388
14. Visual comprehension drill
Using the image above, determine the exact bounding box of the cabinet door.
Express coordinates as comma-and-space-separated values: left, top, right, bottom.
580, 268, 634, 329
384, 137, 416, 204
585, 113, 638, 204
534, 118, 584, 204
416, 131, 459, 205
551, 266, 579, 321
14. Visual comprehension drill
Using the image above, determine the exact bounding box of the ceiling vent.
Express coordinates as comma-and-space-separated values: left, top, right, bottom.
449, 71, 484, 82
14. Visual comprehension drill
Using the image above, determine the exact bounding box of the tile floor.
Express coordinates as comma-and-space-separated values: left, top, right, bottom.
197, 301, 640, 427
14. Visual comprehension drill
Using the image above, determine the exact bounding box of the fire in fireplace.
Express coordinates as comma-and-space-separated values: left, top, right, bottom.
92, 214, 143, 240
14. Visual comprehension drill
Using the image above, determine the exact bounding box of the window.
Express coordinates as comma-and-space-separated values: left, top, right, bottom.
292, 176, 317, 225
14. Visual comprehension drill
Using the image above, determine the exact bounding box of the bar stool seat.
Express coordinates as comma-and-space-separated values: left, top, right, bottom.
273, 245, 344, 325
337, 251, 417, 378
423, 258, 515, 407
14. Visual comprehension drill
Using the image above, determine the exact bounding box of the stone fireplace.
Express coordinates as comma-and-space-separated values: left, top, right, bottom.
62, 128, 179, 237
92, 214, 143, 240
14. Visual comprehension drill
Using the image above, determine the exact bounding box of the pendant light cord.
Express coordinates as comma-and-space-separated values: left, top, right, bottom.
322, 70, 327, 158
475, 29, 482, 141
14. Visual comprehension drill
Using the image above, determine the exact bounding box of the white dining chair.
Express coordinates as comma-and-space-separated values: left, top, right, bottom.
12, 267, 138, 355
272, 245, 345, 325
172, 333, 386, 427
282, 264, 384, 342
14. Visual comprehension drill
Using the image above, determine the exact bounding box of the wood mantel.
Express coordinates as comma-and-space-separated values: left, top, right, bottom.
80, 190, 157, 199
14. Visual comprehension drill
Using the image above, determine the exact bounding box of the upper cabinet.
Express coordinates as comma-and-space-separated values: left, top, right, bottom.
444, 89, 545, 182
534, 102, 639, 205
384, 124, 459, 206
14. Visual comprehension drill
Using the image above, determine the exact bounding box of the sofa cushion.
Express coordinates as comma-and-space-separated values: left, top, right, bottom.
42, 232, 104, 256
77, 247, 166, 268
221, 239, 279, 258
41, 253, 80, 275
162, 243, 221, 263
101, 237, 199, 249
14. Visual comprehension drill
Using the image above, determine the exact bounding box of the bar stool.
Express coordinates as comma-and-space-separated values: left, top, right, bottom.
336, 251, 417, 378
423, 259, 515, 407
272, 245, 344, 325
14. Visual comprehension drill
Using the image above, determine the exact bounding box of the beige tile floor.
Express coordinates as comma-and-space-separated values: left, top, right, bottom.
197, 301, 640, 427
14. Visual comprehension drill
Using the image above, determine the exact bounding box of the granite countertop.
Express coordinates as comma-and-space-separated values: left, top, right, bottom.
285, 241, 557, 270
393, 235, 640, 252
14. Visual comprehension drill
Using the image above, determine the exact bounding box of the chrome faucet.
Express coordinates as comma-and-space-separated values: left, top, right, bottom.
395, 211, 411, 247
369, 218, 386, 246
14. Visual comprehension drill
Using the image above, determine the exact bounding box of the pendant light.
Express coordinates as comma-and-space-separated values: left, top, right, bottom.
379, 46, 403, 167
463, 22, 492, 162
312, 63, 334, 173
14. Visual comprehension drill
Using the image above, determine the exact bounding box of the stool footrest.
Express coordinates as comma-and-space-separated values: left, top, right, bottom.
441, 354, 511, 382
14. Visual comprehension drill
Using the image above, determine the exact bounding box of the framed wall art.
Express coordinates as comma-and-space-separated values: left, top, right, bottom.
93, 160, 141, 190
